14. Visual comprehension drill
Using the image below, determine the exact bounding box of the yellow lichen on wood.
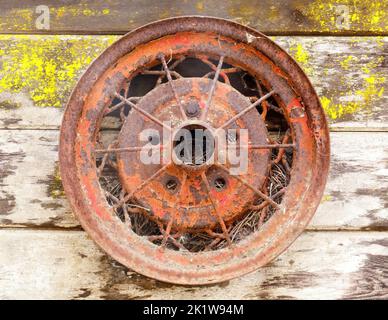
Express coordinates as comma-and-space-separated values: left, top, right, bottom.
158, 9, 173, 20
288, 42, 313, 74
282, 37, 386, 121
321, 194, 332, 203
320, 56, 386, 120
0, 9, 34, 31
53, 5, 111, 19
339, 55, 355, 70
0, 4, 112, 31
196, 1, 204, 12
0, 1, 387, 33
228, 4, 258, 26
301, 0, 388, 32
0, 35, 117, 107
290, 43, 309, 64
48, 163, 65, 199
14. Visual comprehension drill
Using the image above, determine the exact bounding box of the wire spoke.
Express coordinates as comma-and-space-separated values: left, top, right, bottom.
156, 227, 187, 251
250, 188, 285, 211
95, 145, 163, 154
216, 164, 280, 209
197, 55, 232, 84
156, 56, 186, 85
217, 90, 275, 130
97, 142, 117, 173
200, 56, 225, 120
119, 190, 132, 228
142, 70, 182, 78
240, 143, 295, 150
160, 219, 174, 248
105, 100, 126, 115
159, 54, 187, 120
161, 172, 187, 247
205, 229, 228, 240
169, 56, 186, 69
113, 164, 170, 209
203, 67, 239, 84
255, 79, 270, 121
201, 171, 231, 245
148, 233, 181, 241
104, 96, 141, 115
272, 130, 291, 164
114, 92, 172, 131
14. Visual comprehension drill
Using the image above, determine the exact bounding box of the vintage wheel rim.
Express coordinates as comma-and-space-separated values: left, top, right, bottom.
59, 16, 330, 285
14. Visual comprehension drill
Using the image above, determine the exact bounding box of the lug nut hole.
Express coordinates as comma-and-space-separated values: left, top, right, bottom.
165, 179, 178, 191
148, 134, 160, 145
214, 177, 227, 191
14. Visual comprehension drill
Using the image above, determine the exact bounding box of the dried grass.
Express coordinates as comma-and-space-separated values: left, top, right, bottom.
98, 143, 291, 252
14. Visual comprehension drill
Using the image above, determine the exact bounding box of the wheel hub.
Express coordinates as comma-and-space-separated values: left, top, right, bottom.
117, 77, 270, 230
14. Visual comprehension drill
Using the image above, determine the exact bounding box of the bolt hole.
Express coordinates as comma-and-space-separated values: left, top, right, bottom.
214, 177, 227, 191
185, 99, 200, 117
165, 179, 178, 191
148, 134, 160, 145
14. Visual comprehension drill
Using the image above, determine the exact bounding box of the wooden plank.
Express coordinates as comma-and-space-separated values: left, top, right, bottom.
310, 132, 388, 230
1, 130, 387, 230
276, 36, 387, 127
0, 229, 386, 299
0, 36, 386, 129
0, 0, 387, 35
0, 130, 73, 228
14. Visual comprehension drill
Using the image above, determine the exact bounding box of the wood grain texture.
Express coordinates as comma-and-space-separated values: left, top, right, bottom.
0, 229, 386, 299
0, 0, 387, 35
0, 36, 386, 128
0, 1, 386, 301
0, 130, 387, 230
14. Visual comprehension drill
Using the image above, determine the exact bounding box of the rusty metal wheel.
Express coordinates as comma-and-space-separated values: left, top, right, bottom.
59, 16, 330, 284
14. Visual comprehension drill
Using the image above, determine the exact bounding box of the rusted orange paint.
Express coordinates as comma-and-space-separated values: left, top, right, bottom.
59, 17, 329, 285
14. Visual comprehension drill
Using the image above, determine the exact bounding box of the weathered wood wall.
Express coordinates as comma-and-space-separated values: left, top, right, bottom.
0, 0, 387, 299
0, 0, 387, 35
